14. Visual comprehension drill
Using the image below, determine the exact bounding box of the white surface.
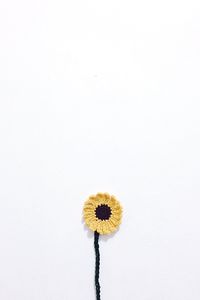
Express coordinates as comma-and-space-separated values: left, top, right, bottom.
0, 0, 200, 299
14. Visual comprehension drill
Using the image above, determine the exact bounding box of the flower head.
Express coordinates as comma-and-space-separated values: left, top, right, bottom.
83, 193, 122, 235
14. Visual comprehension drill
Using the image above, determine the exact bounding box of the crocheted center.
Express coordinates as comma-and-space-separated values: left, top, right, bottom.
95, 204, 111, 220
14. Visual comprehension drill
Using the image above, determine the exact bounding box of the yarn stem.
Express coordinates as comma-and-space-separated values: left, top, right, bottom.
94, 231, 101, 300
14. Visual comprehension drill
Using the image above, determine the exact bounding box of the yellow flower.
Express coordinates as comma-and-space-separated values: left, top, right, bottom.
83, 193, 122, 235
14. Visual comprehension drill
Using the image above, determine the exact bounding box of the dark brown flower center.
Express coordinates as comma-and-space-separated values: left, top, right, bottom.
95, 204, 111, 220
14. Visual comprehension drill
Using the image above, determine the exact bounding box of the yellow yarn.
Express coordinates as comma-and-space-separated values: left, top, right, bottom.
83, 193, 122, 235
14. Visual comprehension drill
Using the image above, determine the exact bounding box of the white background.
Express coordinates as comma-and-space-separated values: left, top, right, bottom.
0, 0, 200, 299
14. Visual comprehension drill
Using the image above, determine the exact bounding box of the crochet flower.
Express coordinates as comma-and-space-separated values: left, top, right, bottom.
83, 193, 122, 235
